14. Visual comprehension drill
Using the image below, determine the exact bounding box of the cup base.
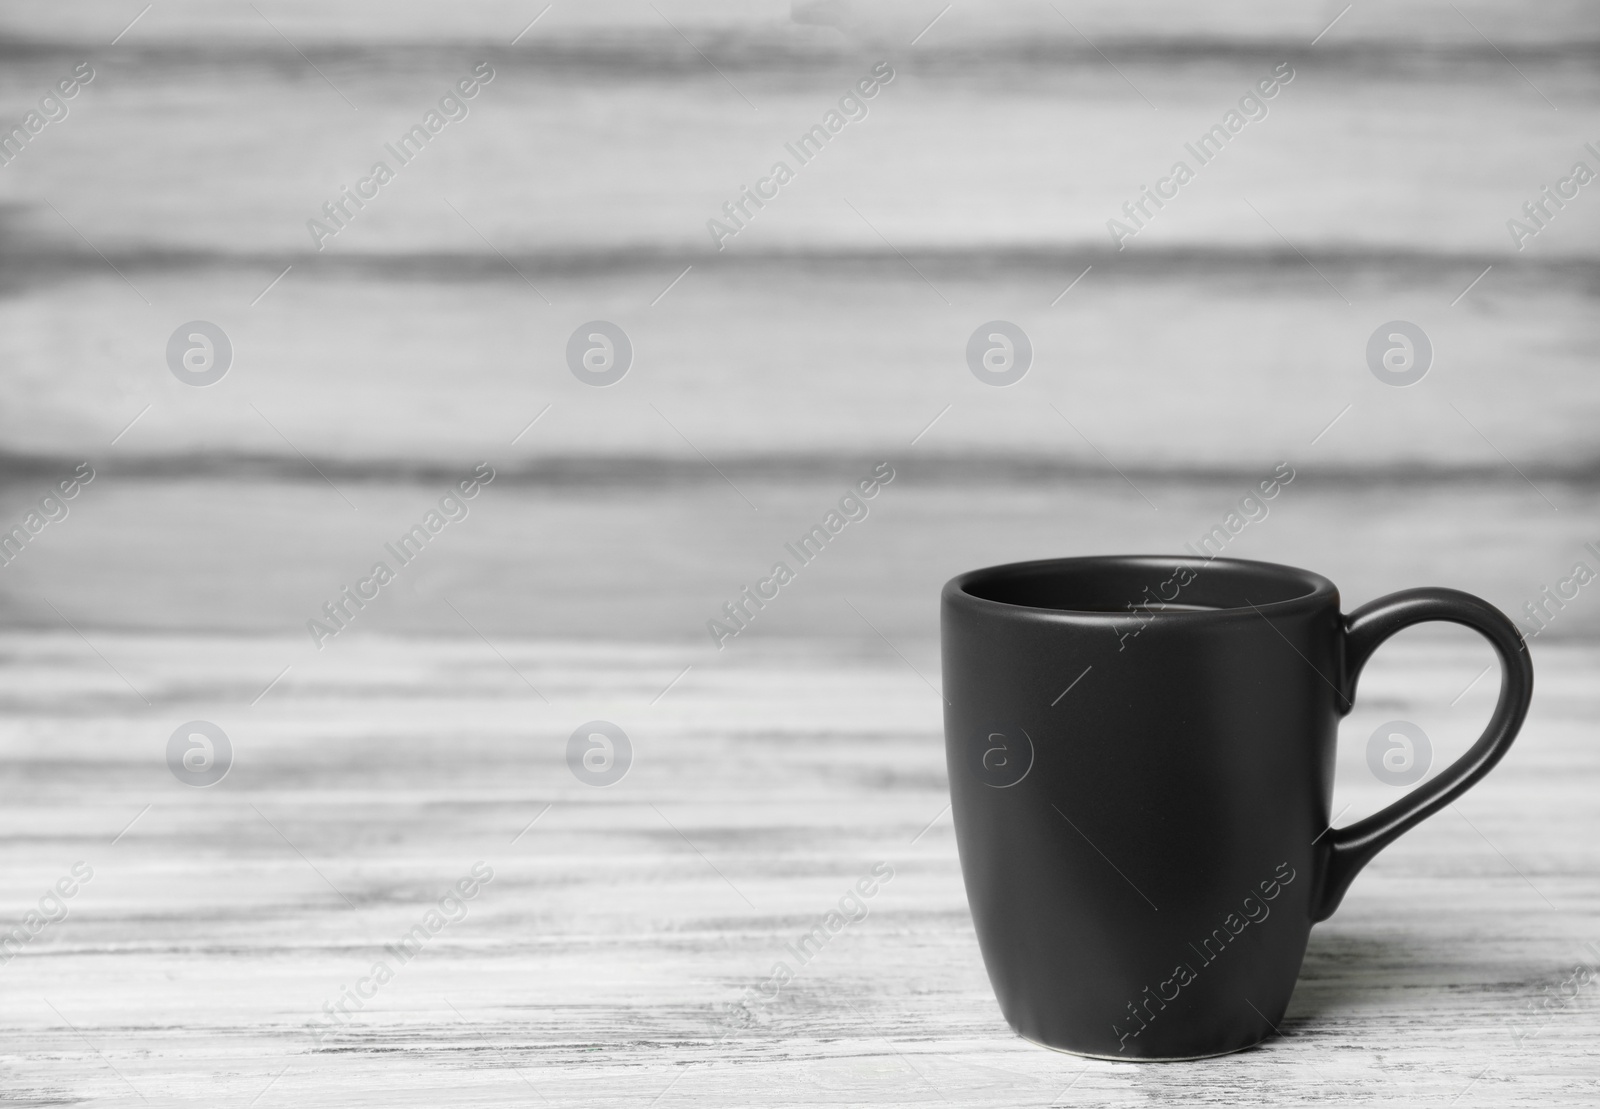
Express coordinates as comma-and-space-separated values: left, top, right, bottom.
1019, 1031, 1270, 1063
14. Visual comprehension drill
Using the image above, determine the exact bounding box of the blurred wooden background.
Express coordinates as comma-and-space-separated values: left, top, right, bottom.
0, 0, 1596, 638
0, 1, 1597, 1103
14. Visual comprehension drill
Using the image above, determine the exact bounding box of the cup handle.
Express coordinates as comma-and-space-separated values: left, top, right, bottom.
1312, 587, 1535, 922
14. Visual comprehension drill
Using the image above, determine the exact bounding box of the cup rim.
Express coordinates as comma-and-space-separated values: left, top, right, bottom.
943, 555, 1338, 621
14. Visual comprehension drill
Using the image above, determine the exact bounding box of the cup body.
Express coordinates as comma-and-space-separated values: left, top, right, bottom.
942, 555, 1343, 1059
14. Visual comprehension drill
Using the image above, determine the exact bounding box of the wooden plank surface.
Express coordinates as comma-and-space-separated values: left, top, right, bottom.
1, 630, 1596, 1106
0, 1, 1596, 1103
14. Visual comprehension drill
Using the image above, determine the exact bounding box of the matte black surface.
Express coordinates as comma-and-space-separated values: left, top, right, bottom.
941, 555, 1534, 1060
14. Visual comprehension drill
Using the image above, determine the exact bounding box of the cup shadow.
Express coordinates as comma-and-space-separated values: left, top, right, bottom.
1285, 925, 1493, 1028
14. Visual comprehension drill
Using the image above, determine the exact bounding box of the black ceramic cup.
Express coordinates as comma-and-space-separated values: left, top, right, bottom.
941, 555, 1533, 1060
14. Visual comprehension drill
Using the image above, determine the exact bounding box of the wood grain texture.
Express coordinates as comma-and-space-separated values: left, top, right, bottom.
0, 631, 1595, 1106
0, 5, 1595, 1103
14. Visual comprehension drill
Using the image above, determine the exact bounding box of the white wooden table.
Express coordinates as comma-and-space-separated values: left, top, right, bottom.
1, 631, 1595, 1106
